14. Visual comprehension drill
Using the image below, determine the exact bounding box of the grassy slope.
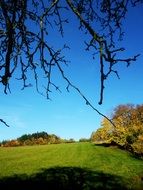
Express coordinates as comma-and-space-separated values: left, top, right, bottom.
0, 142, 143, 189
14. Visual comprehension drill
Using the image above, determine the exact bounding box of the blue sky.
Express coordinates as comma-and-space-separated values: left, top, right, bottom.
0, 4, 143, 141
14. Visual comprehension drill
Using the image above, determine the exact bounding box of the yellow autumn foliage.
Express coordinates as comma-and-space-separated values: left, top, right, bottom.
91, 104, 143, 156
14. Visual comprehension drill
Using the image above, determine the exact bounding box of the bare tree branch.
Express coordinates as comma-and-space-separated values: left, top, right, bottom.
0, 119, 10, 127
66, 0, 141, 104
0, 0, 142, 127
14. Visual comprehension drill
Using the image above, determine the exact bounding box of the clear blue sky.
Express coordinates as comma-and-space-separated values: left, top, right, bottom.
0, 4, 143, 141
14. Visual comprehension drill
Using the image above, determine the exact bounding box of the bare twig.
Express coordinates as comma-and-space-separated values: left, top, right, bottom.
0, 0, 142, 127
0, 119, 10, 127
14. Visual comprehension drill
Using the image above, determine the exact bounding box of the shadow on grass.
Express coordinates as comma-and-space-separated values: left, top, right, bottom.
94, 143, 112, 147
94, 141, 122, 148
94, 143, 143, 160
0, 166, 128, 190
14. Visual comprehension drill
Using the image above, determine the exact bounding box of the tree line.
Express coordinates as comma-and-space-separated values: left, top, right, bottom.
91, 104, 143, 157
1, 104, 143, 158
0, 131, 77, 147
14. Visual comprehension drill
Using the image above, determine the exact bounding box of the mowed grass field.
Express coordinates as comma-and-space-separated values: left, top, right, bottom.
0, 142, 143, 189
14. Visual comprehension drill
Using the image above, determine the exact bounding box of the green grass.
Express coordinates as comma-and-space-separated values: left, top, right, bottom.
0, 142, 143, 189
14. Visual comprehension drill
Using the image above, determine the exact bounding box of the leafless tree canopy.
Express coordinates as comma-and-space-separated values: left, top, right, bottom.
0, 0, 142, 126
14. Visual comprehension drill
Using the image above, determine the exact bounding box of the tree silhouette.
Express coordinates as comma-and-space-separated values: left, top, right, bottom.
0, 0, 142, 126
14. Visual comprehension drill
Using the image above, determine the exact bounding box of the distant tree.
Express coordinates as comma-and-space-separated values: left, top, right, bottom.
2, 139, 20, 147
79, 138, 89, 142
66, 138, 75, 143
16, 131, 62, 146
35, 137, 45, 145
0, 0, 142, 126
18, 134, 32, 142
24, 139, 33, 146
1, 140, 9, 146
47, 134, 61, 144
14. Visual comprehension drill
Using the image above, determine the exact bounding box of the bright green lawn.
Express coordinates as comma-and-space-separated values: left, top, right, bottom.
0, 142, 143, 189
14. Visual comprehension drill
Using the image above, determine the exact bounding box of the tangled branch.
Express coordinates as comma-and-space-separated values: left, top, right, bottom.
66, 0, 141, 104
0, 0, 142, 127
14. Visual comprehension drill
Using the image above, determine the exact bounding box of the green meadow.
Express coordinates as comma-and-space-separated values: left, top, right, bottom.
0, 142, 143, 189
